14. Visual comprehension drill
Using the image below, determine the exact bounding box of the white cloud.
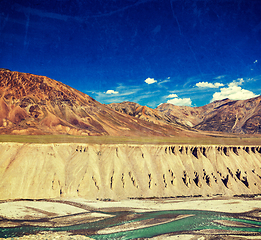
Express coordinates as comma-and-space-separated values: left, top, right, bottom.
105, 90, 119, 94
254, 60, 258, 63
196, 81, 224, 88
167, 97, 192, 106
211, 79, 258, 102
166, 93, 178, 98
145, 77, 157, 84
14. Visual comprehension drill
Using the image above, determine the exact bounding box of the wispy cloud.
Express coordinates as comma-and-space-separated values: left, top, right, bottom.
196, 81, 224, 88
90, 89, 137, 104
158, 79, 170, 85
86, 83, 158, 105
214, 75, 226, 80
211, 78, 258, 102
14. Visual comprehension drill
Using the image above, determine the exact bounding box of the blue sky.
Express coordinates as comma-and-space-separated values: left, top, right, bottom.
1, 0, 261, 108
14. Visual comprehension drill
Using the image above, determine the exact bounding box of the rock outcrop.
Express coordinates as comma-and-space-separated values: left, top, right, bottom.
1, 143, 261, 200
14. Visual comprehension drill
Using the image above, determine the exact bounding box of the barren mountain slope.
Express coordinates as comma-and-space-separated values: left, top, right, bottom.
156, 103, 203, 127
108, 101, 186, 127
0, 70, 193, 136
157, 97, 261, 134
156, 99, 235, 127
195, 96, 261, 134
108, 99, 237, 130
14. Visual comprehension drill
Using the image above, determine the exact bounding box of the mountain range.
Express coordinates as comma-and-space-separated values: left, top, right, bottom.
109, 97, 261, 135
0, 69, 260, 136
0, 69, 192, 137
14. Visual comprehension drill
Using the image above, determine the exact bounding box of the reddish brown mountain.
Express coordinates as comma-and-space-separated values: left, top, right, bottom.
156, 99, 235, 128
109, 97, 261, 135
194, 97, 261, 134
109, 99, 238, 130
0, 69, 194, 136
2, 70, 260, 136
108, 101, 187, 128
157, 97, 261, 134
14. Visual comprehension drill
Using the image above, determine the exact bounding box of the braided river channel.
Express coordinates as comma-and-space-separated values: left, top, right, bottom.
1, 203, 261, 239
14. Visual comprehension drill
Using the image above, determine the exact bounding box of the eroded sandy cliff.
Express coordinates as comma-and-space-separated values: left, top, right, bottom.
1, 143, 261, 200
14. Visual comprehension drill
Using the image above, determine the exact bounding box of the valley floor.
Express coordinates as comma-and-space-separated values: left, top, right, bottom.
1, 197, 261, 239
1, 134, 261, 145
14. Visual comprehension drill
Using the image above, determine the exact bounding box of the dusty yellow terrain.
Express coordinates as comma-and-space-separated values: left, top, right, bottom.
1, 142, 261, 200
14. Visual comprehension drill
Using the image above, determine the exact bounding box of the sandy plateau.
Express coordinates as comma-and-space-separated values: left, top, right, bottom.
1, 142, 261, 200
